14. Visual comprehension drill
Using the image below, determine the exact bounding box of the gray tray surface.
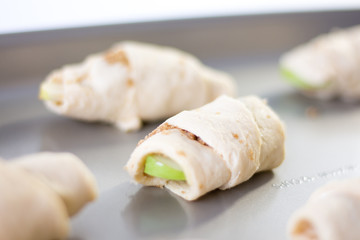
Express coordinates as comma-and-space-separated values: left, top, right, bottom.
1, 10, 360, 240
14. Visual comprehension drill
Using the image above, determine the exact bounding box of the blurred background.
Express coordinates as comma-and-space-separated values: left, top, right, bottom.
1, 0, 360, 86
1, 0, 360, 34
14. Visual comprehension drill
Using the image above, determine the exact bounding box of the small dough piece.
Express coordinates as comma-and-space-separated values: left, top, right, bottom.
12, 152, 98, 216
280, 25, 360, 101
0, 161, 69, 240
0, 152, 97, 240
288, 178, 360, 240
40, 41, 236, 131
125, 95, 285, 200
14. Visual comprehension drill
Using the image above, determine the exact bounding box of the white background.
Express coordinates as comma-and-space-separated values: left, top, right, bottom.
1, 0, 360, 34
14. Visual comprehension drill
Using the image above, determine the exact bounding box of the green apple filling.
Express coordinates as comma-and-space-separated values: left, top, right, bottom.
144, 155, 186, 181
39, 82, 63, 102
280, 67, 320, 90
280, 66, 333, 90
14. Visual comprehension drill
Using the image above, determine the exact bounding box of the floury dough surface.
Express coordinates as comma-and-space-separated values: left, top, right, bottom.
42, 41, 236, 132
125, 95, 285, 201
280, 25, 360, 101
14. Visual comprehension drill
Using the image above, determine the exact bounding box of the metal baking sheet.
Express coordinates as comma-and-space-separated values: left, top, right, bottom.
1, 10, 360, 240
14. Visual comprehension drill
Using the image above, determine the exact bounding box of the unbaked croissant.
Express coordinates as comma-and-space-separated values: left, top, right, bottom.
126, 95, 285, 200
39, 41, 235, 131
280, 25, 360, 101
0, 152, 97, 240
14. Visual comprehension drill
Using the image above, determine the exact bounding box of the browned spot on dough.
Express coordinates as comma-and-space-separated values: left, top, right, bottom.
292, 219, 317, 239
52, 74, 63, 84
74, 73, 88, 83
232, 133, 239, 139
137, 139, 145, 146
266, 115, 271, 119
181, 190, 186, 194
126, 78, 134, 87
199, 184, 204, 189
177, 150, 186, 157
181, 129, 208, 146
137, 123, 209, 147
216, 112, 221, 115
239, 139, 244, 144
162, 130, 172, 135
248, 149, 254, 161
105, 49, 130, 67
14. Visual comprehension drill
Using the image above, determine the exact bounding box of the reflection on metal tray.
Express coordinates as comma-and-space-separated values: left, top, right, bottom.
1, 10, 360, 240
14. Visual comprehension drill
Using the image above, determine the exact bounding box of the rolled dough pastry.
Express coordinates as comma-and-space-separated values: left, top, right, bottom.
288, 178, 360, 240
0, 152, 97, 240
280, 25, 360, 101
125, 95, 285, 200
40, 41, 236, 131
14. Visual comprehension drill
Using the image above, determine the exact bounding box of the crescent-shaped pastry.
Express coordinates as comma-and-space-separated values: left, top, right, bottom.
125, 95, 285, 200
39, 41, 235, 131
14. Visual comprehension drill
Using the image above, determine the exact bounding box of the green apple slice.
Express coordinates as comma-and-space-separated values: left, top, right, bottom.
280, 66, 333, 91
144, 155, 186, 181
39, 82, 63, 102
280, 66, 322, 90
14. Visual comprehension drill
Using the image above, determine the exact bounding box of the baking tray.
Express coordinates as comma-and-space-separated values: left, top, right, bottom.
1, 10, 360, 240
